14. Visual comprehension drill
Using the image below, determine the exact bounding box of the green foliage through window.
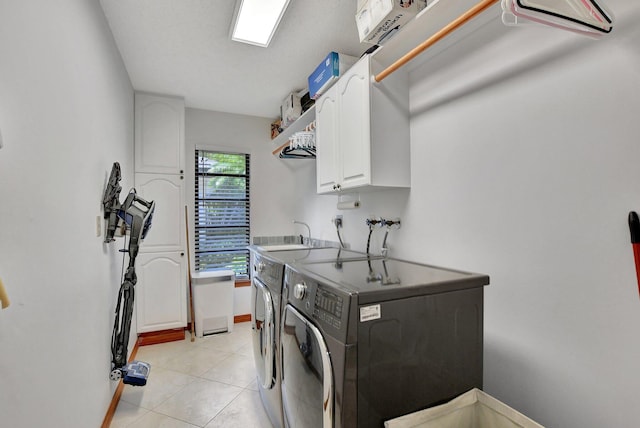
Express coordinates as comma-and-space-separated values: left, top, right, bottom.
194, 150, 250, 278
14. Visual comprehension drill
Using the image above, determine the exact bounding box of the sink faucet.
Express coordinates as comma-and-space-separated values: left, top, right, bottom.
293, 220, 311, 246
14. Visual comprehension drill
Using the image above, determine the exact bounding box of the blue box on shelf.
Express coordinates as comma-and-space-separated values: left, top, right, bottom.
308, 52, 357, 100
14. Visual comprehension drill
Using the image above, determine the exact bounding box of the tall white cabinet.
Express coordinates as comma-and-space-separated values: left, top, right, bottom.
316, 54, 410, 194
134, 93, 187, 333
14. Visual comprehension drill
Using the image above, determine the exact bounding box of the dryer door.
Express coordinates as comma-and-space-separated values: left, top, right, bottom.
281, 304, 333, 428
251, 277, 275, 389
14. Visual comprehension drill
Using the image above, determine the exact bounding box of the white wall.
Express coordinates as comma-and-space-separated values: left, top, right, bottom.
185, 108, 302, 245
282, 1, 640, 426
185, 108, 300, 316
0, 1, 134, 427
405, 8, 640, 427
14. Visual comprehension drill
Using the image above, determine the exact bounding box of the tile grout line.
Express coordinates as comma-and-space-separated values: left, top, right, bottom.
111, 324, 257, 427
200, 386, 247, 428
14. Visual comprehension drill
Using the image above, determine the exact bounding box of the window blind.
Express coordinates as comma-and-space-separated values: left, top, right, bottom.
194, 149, 250, 278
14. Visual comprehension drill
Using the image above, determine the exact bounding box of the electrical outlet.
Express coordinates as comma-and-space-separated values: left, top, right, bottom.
333, 215, 343, 228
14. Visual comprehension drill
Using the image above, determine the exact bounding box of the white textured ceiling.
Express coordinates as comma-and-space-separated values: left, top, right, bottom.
99, 0, 367, 119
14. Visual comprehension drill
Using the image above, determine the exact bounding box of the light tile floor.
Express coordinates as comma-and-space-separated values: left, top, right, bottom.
111, 322, 274, 428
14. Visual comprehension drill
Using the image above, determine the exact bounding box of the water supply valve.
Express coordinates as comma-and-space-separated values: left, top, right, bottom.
366, 216, 384, 228
380, 217, 401, 257
381, 218, 401, 229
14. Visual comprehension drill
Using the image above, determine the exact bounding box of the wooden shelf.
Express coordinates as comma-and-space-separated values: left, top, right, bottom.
271, 106, 316, 157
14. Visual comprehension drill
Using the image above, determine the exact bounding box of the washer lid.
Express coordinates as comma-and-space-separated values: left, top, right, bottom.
252, 246, 377, 264
295, 258, 489, 304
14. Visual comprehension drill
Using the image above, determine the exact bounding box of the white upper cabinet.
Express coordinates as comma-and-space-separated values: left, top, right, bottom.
315, 54, 410, 194
316, 92, 340, 193
135, 93, 185, 175
339, 61, 371, 190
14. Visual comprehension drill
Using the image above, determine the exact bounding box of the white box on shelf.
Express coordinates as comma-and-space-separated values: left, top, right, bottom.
191, 270, 235, 337
356, 0, 427, 45
281, 92, 303, 128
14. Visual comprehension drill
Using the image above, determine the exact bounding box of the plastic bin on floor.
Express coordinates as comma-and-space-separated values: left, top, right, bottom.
191, 270, 235, 337
384, 388, 544, 428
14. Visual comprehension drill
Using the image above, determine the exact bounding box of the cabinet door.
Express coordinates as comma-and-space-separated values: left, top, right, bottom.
315, 89, 340, 194
135, 173, 185, 253
136, 251, 187, 333
338, 57, 371, 190
135, 93, 185, 174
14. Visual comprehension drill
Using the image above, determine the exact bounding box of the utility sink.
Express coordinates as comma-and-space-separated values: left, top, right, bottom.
255, 244, 310, 252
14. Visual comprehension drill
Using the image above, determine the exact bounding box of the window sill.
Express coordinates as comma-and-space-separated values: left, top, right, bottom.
235, 279, 251, 288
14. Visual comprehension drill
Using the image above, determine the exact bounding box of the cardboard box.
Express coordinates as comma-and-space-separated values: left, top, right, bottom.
280, 92, 303, 128
356, 0, 427, 45
271, 119, 282, 139
307, 52, 357, 100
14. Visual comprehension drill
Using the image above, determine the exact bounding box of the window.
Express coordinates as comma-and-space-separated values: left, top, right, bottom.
194, 149, 250, 278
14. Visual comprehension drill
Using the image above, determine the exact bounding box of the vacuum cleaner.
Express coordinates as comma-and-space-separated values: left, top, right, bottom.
103, 162, 155, 386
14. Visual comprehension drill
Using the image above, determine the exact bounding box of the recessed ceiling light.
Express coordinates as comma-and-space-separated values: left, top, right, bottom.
230, 0, 291, 47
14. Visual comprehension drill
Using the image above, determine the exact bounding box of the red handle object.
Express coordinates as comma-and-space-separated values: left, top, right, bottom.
628, 211, 640, 298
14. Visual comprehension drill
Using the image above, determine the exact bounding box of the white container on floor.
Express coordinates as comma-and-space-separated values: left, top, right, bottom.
385, 388, 544, 428
191, 270, 235, 337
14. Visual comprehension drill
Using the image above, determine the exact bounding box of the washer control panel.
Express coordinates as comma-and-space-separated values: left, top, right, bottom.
313, 287, 343, 329
285, 266, 350, 341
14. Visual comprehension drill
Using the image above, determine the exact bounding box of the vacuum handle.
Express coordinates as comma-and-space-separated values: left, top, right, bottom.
628, 211, 640, 298
629, 211, 640, 243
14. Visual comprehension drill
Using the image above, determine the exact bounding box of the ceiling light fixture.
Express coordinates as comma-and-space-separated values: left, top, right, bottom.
230, 0, 291, 47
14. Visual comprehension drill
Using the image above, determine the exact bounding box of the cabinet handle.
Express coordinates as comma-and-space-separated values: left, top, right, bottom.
181, 252, 185, 256
180, 176, 184, 180
180, 170, 184, 174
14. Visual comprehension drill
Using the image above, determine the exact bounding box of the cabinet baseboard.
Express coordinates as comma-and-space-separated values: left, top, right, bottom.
137, 328, 186, 346
234, 314, 251, 323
